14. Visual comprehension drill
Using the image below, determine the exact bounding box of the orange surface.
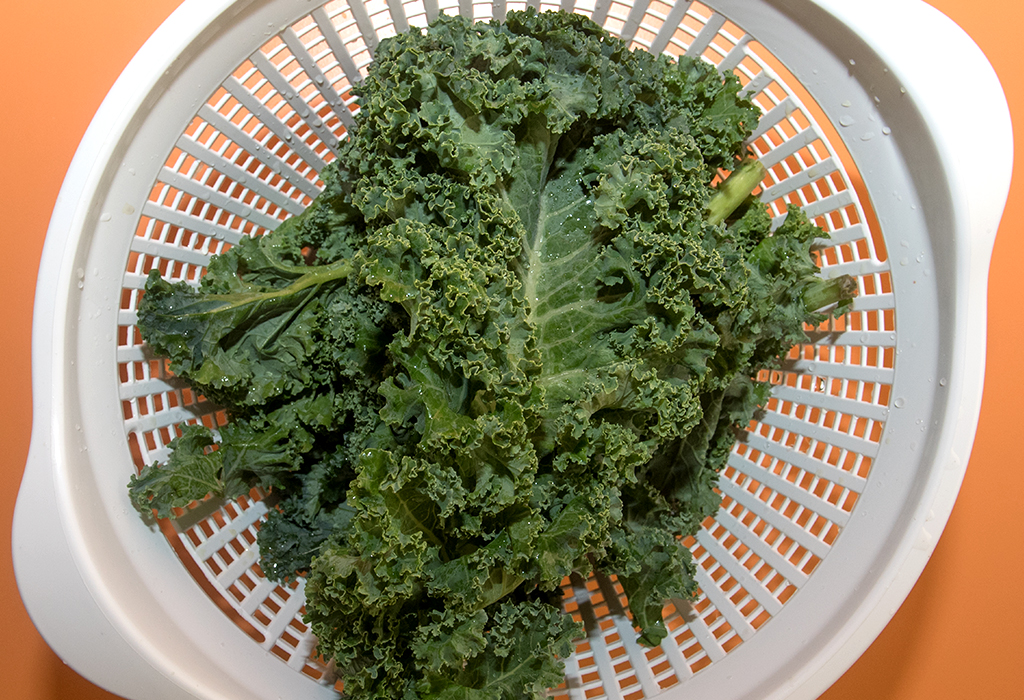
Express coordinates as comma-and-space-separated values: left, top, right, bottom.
1, 1, 1021, 698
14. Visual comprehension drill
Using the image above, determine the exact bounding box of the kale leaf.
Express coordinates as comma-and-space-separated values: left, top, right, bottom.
129, 9, 852, 698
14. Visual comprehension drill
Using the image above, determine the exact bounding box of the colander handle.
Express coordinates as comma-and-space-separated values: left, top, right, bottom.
816, 0, 1013, 253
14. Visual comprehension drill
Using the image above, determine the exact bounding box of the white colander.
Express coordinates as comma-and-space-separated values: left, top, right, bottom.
13, 1, 1011, 699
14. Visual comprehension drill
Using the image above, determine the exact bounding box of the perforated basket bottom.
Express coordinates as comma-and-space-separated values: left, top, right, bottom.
117, 1, 894, 696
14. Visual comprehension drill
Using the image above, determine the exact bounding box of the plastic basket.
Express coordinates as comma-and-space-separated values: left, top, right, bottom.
13, 1, 1012, 699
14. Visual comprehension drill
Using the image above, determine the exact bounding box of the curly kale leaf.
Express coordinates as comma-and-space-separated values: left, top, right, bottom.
413, 600, 581, 700
128, 424, 224, 518
136, 262, 354, 407
129, 9, 854, 699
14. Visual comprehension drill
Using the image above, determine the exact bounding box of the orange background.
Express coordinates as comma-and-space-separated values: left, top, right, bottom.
1, 1, 1021, 698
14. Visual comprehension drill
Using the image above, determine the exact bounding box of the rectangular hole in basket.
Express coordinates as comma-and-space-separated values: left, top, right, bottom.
621, 686, 644, 700
611, 652, 630, 673
300, 664, 328, 682
749, 558, 773, 585
227, 582, 247, 603
657, 671, 681, 692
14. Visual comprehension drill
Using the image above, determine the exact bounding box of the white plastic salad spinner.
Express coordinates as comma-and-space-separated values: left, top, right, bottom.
13, 1, 1012, 699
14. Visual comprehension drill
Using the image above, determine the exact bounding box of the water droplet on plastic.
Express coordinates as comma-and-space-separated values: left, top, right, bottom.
76, 268, 85, 280
938, 378, 947, 387
882, 126, 892, 136
100, 212, 112, 222
315, 75, 325, 85
849, 59, 856, 66
899, 257, 909, 266
860, 333, 869, 343
860, 132, 874, 141
893, 397, 905, 408
128, 167, 136, 176
839, 115, 855, 127
841, 100, 852, 108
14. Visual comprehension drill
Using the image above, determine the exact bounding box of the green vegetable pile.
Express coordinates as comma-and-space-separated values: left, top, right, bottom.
129, 9, 853, 699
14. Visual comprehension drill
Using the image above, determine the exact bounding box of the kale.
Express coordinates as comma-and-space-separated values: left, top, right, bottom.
129, 9, 852, 698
